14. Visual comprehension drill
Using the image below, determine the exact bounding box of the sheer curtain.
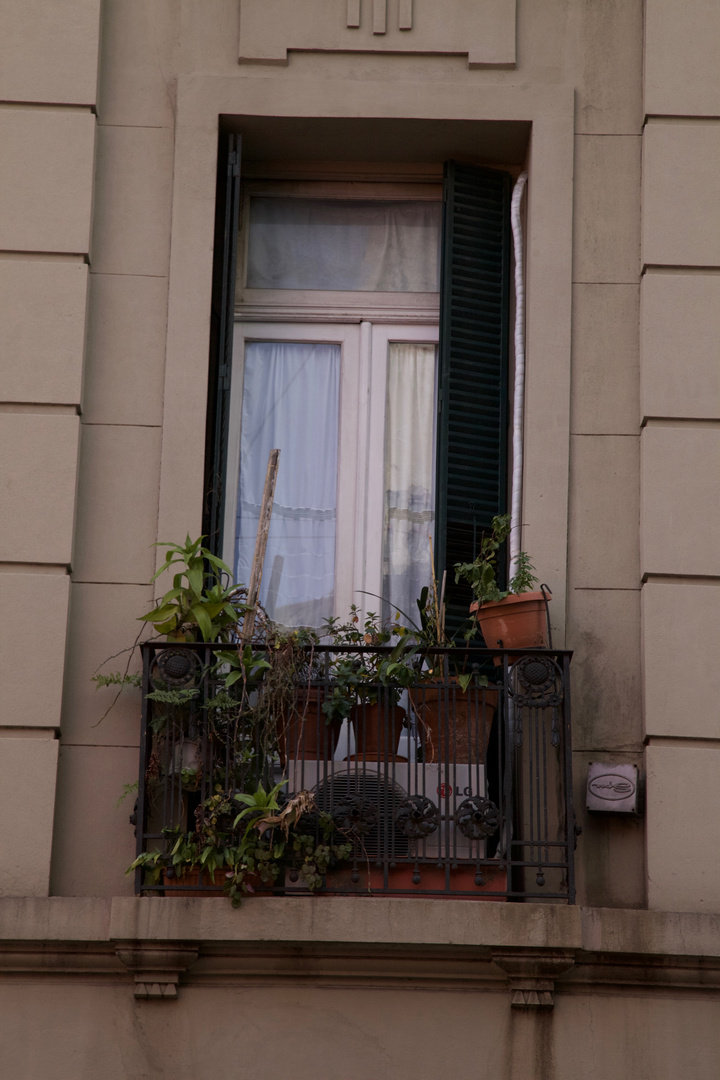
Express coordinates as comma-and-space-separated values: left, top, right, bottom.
235, 341, 340, 627
382, 343, 437, 623
247, 198, 441, 292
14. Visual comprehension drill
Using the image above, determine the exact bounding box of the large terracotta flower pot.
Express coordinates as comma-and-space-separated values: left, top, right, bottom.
350, 699, 405, 759
409, 681, 498, 764
471, 591, 549, 655
277, 688, 343, 764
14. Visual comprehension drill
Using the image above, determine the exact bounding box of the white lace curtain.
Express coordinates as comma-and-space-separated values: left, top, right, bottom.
234, 341, 340, 627
382, 343, 437, 624
247, 197, 441, 292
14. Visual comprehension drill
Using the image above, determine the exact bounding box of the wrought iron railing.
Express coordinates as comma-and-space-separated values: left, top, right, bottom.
134, 642, 575, 901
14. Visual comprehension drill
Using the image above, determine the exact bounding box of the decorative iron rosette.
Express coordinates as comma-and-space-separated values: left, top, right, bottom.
394, 795, 439, 839
454, 796, 500, 840
331, 795, 378, 836
152, 648, 200, 688
508, 655, 563, 710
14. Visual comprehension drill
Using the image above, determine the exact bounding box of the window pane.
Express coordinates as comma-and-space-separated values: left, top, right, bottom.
382, 343, 437, 623
235, 341, 340, 627
247, 198, 441, 292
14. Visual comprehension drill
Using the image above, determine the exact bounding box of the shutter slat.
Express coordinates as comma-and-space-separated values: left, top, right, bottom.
436, 161, 511, 639
203, 133, 242, 557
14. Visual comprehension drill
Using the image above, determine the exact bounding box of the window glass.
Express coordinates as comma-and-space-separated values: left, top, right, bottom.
234, 341, 340, 627
246, 197, 441, 292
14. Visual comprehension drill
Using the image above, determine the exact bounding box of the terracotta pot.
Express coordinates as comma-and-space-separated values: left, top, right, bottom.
326, 862, 507, 900
277, 688, 343, 764
409, 681, 498, 764
471, 591, 549, 655
350, 699, 405, 759
162, 867, 228, 896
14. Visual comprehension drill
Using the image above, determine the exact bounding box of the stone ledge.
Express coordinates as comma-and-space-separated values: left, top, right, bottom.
1, 898, 719, 965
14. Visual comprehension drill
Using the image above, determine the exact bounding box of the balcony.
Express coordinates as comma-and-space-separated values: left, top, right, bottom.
134, 641, 575, 902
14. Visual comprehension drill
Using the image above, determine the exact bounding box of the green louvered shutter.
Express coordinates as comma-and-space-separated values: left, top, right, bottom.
204, 133, 241, 556
435, 162, 512, 639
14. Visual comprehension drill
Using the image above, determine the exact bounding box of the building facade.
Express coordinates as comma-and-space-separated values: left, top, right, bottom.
2, 1, 720, 1076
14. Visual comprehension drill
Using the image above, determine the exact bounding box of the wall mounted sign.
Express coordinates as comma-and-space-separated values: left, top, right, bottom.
238, 0, 517, 69
586, 762, 639, 815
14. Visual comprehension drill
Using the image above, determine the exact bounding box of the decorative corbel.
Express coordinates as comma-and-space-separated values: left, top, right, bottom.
116, 944, 199, 1000
492, 950, 575, 1008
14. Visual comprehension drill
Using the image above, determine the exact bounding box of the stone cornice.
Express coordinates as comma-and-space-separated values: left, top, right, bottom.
2, 899, 720, 1001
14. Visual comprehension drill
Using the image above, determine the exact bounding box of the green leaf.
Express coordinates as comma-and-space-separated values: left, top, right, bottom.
190, 603, 213, 641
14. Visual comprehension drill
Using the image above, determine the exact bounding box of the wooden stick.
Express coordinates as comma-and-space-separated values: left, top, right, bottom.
242, 449, 280, 643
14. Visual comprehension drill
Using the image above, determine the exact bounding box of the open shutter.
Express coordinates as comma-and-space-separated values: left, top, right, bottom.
204, 133, 241, 556
435, 161, 512, 639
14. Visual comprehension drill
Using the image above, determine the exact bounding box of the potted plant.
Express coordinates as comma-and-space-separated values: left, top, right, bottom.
454, 514, 549, 653
405, 584, 498, 764
324, 607, 415, 760
128, 782, 352, 904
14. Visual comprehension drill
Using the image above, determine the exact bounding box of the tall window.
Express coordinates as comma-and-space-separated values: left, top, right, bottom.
206, 142, 511, 636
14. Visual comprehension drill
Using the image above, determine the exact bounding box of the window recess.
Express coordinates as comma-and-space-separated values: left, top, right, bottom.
205, 139, 512, 637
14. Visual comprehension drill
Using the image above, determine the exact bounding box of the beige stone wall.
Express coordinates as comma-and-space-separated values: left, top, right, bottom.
3, 0, 713, 920
641, 0, 720, 913
0, 0, 100, 896
1, 898, 720, 1080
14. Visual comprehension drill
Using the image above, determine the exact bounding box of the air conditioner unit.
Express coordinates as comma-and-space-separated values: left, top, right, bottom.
283, 757, 488, 862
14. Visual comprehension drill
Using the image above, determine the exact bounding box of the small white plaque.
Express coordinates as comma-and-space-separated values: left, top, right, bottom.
586, 762, 639, 814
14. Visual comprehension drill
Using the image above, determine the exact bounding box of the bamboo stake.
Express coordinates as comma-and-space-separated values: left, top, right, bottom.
242, 449, 280, 643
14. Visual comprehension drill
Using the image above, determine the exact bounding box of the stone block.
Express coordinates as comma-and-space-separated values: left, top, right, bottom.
642, 122, 720, 268
567, 588, 642, 751
61, 582, 153, 746
643, 581, 720, 739
573, 0, 643, 135
90, 124, 173, 277
83, 272, 167, 426
72, 423, 161, 585
641, 272, 720, 420
645, 0, 720, 117
641, 423, 720, 576
0, 733, 58, 896
647, 744, 720, 914
0, 413, 79, 564
573, 747, 646, 910
50, 743, 138, 897
0, 572, 70, 728
573, 135, 641, 284
568, 434, 640, 589
0, 0, 101, 106
0, 260, 87, 405
572, 284, 639, 434
0, 107, 95, 254
238, 0, 517, 68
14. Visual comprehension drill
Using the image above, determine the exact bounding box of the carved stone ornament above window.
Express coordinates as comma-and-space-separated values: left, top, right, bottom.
238, 0, 517, 69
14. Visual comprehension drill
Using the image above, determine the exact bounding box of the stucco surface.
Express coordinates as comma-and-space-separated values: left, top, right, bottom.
642, 582, 720, 739
0, 735, 58, 897
0, 260, 88, 405
0, 413, 79, 564
83, 272, 167, 426
0, 0, 100, 105
642, 122, 720, 268
641, 423, 720, 577
646, 744, 720, 914
0, 572, 70, 727
641, 271, 720, 420
0, 107, 95, 254
645, 0, 720, 116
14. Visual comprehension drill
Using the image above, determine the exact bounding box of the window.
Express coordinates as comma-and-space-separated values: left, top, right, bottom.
205, 137, 512, 636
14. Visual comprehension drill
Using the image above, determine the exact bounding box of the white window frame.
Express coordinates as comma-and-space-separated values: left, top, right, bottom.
225, 320, 438, 623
